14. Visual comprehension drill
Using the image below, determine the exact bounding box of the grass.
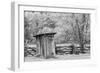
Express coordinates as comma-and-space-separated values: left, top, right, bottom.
24, 53, 90, 62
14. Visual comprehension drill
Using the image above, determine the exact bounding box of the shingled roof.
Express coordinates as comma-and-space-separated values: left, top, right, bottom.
33, 32, 56, 37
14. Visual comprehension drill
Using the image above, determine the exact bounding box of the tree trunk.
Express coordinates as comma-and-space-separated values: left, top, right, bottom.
80, 43, 85, 53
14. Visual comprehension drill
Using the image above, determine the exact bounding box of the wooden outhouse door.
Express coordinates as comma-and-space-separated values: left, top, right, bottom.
34, 33, 56, 59
41, 36, 54, 58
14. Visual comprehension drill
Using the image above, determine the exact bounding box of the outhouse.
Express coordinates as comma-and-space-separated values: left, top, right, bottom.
33, 32, 56, 59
